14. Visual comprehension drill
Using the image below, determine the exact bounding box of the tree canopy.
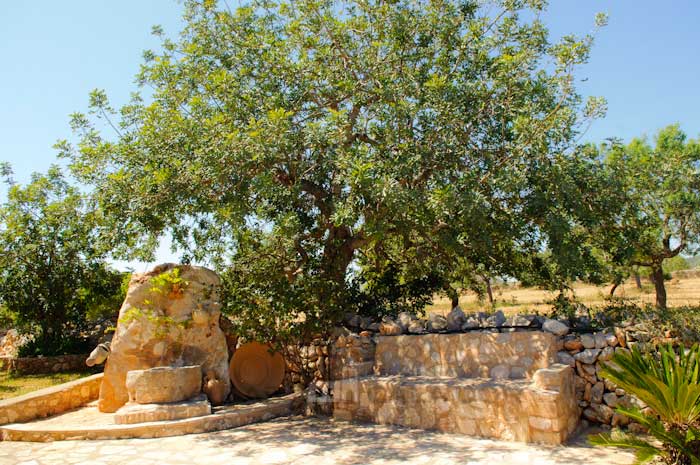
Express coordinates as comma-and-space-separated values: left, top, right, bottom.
59, 0, 608, 339
0, 166, 125, 355
594, 125, 700, 308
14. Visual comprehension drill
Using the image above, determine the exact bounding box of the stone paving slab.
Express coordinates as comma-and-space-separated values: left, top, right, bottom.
0, 416, 635, 465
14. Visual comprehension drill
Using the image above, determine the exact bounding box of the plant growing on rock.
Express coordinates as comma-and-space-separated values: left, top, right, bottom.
149, 267, 189, 299
60, 0, 607, 342
590, 343, 700, 464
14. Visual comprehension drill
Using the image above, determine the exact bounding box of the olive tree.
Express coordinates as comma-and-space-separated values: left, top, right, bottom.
59, 0, 607, 339
598, 125, 700, 308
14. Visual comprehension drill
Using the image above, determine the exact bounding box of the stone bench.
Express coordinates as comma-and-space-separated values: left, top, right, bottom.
332, 332, 579, 444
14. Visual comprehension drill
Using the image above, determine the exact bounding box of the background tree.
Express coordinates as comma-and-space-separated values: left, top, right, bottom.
60, 0, 607, 341
597, 125, 700, 308
0, 165, 125, 355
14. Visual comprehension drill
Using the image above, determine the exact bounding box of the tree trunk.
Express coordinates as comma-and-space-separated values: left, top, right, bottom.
484, 276, 494, 305
633, 272, 642, 289
319, 226, 362, 320
609, 281, 620, 297
651, 264, 667, 309
443, 284, 459, 309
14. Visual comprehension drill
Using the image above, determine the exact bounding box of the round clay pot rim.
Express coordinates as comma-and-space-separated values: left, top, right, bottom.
229, 342, 285, 399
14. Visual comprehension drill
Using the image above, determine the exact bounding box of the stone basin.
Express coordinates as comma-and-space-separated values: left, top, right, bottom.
125, 365, 202, 404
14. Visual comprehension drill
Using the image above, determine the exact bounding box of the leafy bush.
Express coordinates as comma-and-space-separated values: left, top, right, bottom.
0, 304, 17, 329
350, 262, 445, 319
590, 343, 700, 464
547, 292, 591, 326
0, 167, 125, 355
218, 233, 344, 348
17, 336, 92, 358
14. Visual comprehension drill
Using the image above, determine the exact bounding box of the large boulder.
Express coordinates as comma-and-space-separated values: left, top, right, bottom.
98, 264, 230, 412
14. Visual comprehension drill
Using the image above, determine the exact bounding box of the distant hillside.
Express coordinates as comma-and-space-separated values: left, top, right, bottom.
687, 256, 700, 269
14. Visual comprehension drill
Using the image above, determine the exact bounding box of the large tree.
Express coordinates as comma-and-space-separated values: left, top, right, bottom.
0, 166, 125, 354
598, 125, 700, 308
60, 0, 607, 338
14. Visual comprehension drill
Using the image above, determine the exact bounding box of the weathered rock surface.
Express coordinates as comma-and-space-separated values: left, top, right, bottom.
407, 319, 426, 334
563, 338, 583, 351
427, 314, 448, 332
446, 306, 466, 331
397, 312, 413, 332
374, 332, 558, 379
573, 348, 601, 365
461, 316, 481, 330
126, 365, 202, 404
485, 311, 506, 328
335, 333, 579, 445
594, 333, 608, 349
556, 351, 575, 367
379, 318, 403, 336
542, 319, 569, 336
580, 334, 595, 349
98, 264, 230, 413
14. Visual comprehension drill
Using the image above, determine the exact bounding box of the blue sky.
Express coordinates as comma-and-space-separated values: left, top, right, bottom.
1, 1, 699, 269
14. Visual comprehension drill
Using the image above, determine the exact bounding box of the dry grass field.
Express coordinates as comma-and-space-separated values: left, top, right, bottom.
428, 275, 700, 316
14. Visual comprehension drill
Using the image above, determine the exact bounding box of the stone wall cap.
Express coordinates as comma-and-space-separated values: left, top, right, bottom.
0, 373, 103, 409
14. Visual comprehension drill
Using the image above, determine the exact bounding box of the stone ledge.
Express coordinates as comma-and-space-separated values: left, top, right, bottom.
1, 392, 303, 442
114, 394, 211, 424
0, 373, 103, 426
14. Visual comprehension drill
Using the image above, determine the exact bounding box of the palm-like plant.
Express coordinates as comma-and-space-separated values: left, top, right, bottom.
590, 343, 700, 465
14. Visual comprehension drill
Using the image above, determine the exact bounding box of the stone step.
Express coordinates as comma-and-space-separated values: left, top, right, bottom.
1, 392, 303, 442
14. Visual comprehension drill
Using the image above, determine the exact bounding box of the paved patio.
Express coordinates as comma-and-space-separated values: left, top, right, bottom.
0, 416, 635, 465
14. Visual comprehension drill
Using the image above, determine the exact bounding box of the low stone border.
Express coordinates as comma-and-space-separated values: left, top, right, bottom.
0, 353, 91, 375
0, 373, 103, 426
1, 392, 304, 442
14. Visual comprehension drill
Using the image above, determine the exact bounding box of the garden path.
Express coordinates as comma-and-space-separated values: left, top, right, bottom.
0, 416, 634, 465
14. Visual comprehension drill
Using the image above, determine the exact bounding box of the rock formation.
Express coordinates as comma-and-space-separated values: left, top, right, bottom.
98, 264, 230, 412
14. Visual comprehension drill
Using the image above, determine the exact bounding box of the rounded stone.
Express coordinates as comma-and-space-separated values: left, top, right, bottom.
580, 334, 595, 349
542, 319, 569, 336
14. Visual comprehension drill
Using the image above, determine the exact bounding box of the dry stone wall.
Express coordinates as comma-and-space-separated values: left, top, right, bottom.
322, 309, 655, 431
331, 331, 579, 444
0, 374, 102, 426
0, 354, 93, 375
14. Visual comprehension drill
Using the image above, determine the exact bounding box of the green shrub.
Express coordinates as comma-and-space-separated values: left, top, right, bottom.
590, 343, 700, 464
350, 263, 445, 319
0, 167, 126, 356
17, 335, 92, 357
